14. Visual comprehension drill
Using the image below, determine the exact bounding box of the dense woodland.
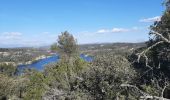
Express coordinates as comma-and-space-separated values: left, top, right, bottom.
0, 0, 170, 100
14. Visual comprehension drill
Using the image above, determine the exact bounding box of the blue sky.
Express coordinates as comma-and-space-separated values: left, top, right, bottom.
0, 0, 164, 47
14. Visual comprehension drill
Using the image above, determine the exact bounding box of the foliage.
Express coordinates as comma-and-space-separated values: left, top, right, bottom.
44, 57, 87, 89
145, 0, 170, 79
133, 0, 170, 85
24, 70, 48, 100
0, 74, 29, 100
128, 0, 170, 98
2, 1, 170, 98
50, 43, 58, 52
42, 50, 137, 100
78, 54, 137, 100
0, 74, 13, 99
42, 56, 88, 99
0, 63, 17, 76
56, 31, 78, 58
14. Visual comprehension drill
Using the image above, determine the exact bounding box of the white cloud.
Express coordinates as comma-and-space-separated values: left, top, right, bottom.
74, 26, 148, 44
111, 28, 129, 33
97, 28, 129, 33
0, 28, 147, 47
97, 27, 138, 33
0, 32, 22, 40
2, 32, 22, 36
0, 32, 57, 47
97, 29, 110, 33
139, 16, 161, 22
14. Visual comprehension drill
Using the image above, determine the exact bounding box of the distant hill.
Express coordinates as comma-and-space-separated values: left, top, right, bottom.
79, 42, 146, 51
0, 42, 146, 52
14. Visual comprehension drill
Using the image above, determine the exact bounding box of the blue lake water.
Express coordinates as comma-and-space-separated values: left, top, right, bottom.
17, 54, 93, 72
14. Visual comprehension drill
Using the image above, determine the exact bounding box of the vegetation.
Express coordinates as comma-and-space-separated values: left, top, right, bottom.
0, 48, 51, 64
128, 0, 170, 99
1, 1, 170, 100
0, 63, 17, 76
56, 31, 78, 58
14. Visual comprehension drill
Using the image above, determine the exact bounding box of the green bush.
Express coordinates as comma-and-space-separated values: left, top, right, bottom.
24, 71, 48, 100
0, 63, 17, 76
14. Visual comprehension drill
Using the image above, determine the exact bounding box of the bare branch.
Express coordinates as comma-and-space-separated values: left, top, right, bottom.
161, 85, 167, 98
151, 30, 170, 43
161, 80, 169, 98
143, 54, 152, 69
120, 84, 148, 96
137, 30, 170, 63
121, 84, 170, 100
136, 31, 170, 81
137, 41, 164, 63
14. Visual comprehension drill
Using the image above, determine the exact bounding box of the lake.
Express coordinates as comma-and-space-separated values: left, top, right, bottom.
17, 54, 93, 72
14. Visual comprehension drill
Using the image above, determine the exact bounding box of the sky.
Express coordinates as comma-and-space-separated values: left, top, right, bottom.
0, 0, 165, 47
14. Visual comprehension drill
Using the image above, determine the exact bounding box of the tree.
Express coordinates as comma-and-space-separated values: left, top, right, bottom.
165, 0, 170, 11
138, 0, 170, 80
56, 31, 78, 59
129, 0, 170, 99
